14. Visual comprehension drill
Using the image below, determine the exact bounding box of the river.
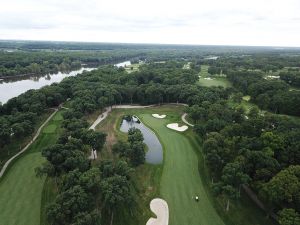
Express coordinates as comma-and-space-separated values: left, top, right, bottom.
0, 67, 96, 104
0, 60, 132, 104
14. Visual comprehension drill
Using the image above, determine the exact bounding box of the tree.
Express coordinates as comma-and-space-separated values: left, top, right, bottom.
62, 168, 101, 194
47, 185, 92, 225
248, 106, 259, 119
213, 161, 251, 211
112, 140, 130, 158
232, 92, 243, 103
260, 131, 284, 157
278, 208, 300, 225
129, 141, 145, 166
101, 175, 133, 225
128, 128, 144, 144
84, 130, 107, 152
261, 165, 300, 210
73, 211, 101, 225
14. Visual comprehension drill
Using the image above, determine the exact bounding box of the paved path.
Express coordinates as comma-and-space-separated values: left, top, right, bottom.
181, 113, 194, 127
0, 109, 58, 178
89, 104, 156, 130
88, 103, 190, 160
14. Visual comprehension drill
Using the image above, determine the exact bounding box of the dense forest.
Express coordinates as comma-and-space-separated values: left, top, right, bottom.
0, 50, 144, 77
1, 44, 300, 224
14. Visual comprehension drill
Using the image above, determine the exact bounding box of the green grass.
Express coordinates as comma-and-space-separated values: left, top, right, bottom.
139, 113, 225, 225
97, 105, 275, 225
40, 177, 58, 225
97, 105, 224, 225
125, 63, 140, 73
198, 65, 232, 88
0, 111, 52, 171
0, 110, 64, 225
43, 124, 57, 133
0, 153, 46, 225
228, 96, 258, 114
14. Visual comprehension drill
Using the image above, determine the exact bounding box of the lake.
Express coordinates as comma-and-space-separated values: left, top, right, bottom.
0, 67, 96, 104
0, 60, 133, 104
120, 117, 163, 164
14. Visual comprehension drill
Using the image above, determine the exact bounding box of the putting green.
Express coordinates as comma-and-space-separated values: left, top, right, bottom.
139, 114, 225, 225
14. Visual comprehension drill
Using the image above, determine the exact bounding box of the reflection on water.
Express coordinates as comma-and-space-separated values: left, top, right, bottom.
0, 67, 96, 104
120, 118, 163, 164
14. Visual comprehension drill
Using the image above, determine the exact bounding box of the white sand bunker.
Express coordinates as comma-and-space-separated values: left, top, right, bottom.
146, 198, 169, 225
167, 123, 188, 132
152, 114, 166, 119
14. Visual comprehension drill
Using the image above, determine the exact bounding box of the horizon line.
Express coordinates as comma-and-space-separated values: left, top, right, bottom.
1, 38, 300, 49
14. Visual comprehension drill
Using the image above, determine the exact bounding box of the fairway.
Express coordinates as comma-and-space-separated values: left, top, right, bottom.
0, 153, 45, 225
198, 65, 232, 88
139, 114, 225, 225
0, 110, 64, 225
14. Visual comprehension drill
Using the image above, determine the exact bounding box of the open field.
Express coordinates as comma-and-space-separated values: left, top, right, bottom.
198, 65, 232, 88
0, 110, 64, 225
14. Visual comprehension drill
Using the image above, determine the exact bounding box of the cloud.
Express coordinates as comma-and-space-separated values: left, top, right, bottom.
0, 0, 300, 46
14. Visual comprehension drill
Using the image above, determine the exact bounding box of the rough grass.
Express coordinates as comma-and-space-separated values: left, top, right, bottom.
0, 110, 64, 225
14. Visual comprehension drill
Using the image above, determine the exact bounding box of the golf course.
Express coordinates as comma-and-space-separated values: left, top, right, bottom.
198, 65, 232, 88
0, 110, 64, 225
95, 105, 225, 225
139, 113, 225, 225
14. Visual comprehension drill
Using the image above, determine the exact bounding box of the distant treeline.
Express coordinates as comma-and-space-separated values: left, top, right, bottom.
197, 54, 300, 116
0, 50, 144, 77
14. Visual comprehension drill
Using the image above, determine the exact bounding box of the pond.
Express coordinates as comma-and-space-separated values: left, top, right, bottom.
120, 117, 163, 164
0, 67, 96, 104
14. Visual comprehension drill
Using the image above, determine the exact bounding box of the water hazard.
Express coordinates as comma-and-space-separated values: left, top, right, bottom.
120, 116, 163, 164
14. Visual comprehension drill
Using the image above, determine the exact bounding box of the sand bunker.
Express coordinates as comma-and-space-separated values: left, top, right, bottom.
146, 198, 169, 225
167, 123, 188, 132
152, 114, 166, 119
204, 77, 213, 80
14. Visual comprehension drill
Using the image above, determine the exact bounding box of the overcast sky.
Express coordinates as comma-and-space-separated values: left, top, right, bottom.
1, 0, 300, 46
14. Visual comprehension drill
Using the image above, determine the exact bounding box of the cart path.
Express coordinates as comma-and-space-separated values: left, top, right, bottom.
181, 113, 194, 127
0, 109, 58, 178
